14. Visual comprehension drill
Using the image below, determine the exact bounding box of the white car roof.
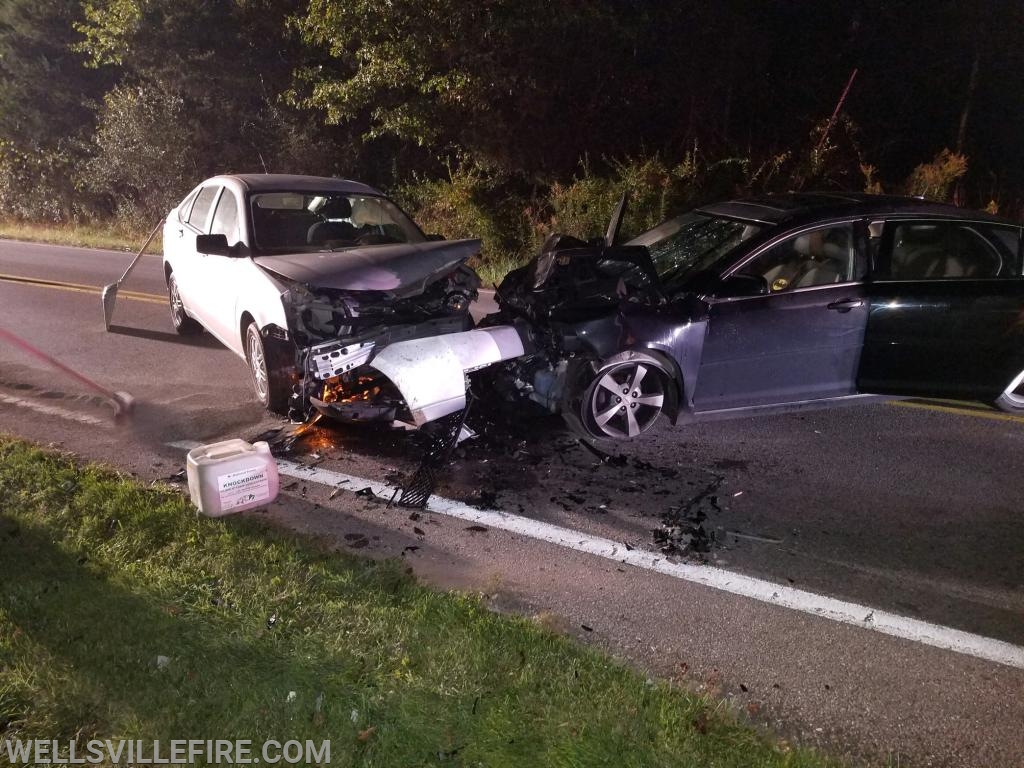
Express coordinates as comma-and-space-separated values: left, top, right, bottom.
208, 174, 382, 196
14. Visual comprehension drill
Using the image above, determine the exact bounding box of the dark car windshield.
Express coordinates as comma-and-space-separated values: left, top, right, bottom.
628, 212, 764, 285
249, 192, 425, 253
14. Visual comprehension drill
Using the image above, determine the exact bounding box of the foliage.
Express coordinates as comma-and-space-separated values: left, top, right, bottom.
904, 149, 968, 202
74, 0, 141, 67
398, 164, 540, 282
289, 0, 682, 177
83, 84, 199, 226
3, 0, 1024, 239
0, 0, 111, 148
0, 142, 88, 223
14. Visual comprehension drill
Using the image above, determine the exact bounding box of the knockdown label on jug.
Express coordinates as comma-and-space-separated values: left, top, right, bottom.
217, 467, 271, 510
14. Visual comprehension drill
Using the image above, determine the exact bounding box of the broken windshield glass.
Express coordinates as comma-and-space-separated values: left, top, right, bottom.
628, 213, 764, 285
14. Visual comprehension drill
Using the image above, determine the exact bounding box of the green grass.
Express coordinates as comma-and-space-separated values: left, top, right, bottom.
0, 220, 160, 254
0, 439, 837, 767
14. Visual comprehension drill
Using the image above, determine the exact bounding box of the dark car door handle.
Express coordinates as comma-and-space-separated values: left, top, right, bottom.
827, 298, 864, 312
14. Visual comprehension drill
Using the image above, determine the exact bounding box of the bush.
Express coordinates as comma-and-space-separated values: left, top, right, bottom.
904, 149, 968, 201
397, 164, 539, 283
0, 141, 91, 223
81, 83, 200, 228
543, 153, 767, 242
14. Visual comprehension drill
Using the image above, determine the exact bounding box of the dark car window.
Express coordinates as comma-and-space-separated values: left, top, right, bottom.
738, 224, 858, 293
210, 190, 239, 244
187, 186, 219, 231
887, 221, 1018, 279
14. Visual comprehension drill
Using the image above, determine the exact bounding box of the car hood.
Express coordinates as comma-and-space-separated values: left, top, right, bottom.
253, 238, 480, 298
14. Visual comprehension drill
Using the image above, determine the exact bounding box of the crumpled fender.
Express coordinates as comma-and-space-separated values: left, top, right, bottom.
367, 326, 524, 425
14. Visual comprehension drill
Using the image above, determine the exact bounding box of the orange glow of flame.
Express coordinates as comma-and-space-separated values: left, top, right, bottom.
321, 375, 381, 405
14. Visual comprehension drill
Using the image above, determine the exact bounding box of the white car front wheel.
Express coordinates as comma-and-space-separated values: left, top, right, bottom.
244, 322, 293, 415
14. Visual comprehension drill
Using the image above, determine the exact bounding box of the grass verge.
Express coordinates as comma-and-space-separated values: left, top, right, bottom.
0, 220, 159, 254
0, 439, 834, 767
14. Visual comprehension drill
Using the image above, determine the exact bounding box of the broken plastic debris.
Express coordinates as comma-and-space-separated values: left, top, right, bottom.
155, 655, 170, 670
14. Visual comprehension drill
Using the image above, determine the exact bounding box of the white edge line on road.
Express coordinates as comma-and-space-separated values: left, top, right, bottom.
166, 439, 1024, 671
1, 392, 109, 426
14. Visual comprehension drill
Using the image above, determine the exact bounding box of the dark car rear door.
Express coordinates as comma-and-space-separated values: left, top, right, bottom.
858, 218, 1024, 399
692, 221, 871, 410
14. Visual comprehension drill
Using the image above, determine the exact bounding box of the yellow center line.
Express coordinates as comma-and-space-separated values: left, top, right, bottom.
0, 272, 165, 304
890, 399, 1024, 424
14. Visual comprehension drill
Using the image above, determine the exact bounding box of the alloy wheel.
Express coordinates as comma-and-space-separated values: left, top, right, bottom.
1003, 368, 1024, 408
248, 327, 269, 402
169, 279, 184, 325
586, 361, 665, 439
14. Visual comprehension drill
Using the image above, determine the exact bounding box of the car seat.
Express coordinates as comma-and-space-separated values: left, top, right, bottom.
308, 197, 357, 245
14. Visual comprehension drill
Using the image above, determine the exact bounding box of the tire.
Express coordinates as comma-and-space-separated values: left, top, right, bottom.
167, 273, 204, 336
993, 368, 1024, 413
244, 322, 293, 415
566, 353, 669, 440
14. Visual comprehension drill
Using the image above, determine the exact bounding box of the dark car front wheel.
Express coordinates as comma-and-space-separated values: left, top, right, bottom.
994, 368, 1024, 413
245, 322, 293, 415
168, 273, 203, 335
567, 354, 668, 440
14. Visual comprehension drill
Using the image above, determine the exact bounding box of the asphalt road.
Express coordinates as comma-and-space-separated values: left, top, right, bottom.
1, 238, 1023, 767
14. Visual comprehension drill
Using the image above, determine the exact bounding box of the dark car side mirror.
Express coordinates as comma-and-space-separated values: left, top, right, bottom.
713, 273, 769, 298
196, 234, 238, 256
425, 233, 446, 242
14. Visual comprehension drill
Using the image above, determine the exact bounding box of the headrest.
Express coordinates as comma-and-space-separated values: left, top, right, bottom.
320, 197, 352, 218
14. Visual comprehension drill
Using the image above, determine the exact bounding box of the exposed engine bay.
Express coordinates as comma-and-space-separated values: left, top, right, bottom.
274, 256, 484, 424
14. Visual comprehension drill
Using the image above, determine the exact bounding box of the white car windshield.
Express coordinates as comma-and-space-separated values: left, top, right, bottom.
249, 192, 425, 252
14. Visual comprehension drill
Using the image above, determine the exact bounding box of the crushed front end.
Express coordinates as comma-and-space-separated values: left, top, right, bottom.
283, 257, 482, 425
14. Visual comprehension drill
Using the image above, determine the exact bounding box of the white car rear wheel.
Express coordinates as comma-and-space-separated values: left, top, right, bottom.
168, 273, 203, 336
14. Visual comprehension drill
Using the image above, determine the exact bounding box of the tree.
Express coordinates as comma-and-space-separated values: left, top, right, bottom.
289, 0, 691, 179
0, 0, 111, 148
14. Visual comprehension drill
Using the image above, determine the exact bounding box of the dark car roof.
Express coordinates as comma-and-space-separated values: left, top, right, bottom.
698, 193, 1010, 227
218, 174, 381, 196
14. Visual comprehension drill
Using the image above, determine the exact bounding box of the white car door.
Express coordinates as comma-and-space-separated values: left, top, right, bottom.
196, 187, 246, 348
170, 184, 220, 323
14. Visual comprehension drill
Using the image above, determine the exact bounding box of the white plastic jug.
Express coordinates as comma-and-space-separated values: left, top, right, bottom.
185, 439, 280, 516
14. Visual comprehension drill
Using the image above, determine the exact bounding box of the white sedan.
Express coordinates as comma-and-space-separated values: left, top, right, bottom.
162, 174, 523, 424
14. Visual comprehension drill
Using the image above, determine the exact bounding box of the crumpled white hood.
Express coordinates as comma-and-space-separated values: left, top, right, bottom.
254, 238, 480, 298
